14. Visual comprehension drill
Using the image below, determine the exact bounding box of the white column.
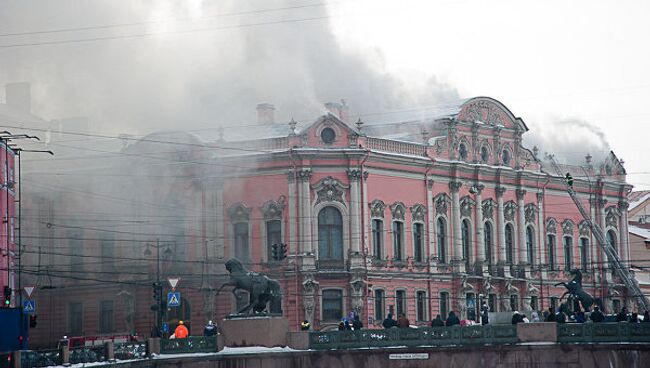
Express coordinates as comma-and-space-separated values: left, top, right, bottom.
427, 180, 435, 262
450, 181, 463, 265
348, 169, 361, 253
298, 169, 313, 253
496, 187, 506, 264
517, 189, 527, 266
288, 172, 297, 254
537, 192, 545, 267
619, 201, 630, 268
362, 171, 369, 253
475, 185, 485, 271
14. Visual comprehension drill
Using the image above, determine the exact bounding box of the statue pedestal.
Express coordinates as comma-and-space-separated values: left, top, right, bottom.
221, 316, 289, 347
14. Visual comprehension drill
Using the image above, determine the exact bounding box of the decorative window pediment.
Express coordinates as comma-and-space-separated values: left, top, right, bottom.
482, 199, 495, 220
260, 199, 285, 220
562, 219, 574, 235
369, 199, 386, 218
579, 221, 590, 237
228, 203, 251, 223
410, 204, 426, 222
390, 202, 406, 220
546, 218, 557, 234
459, 196, 475, 218
524, 203, 537, 223
312, 176, 349, 205
435, 193, 451, 216
504, 201, 517, 222
605, 206, 620, 229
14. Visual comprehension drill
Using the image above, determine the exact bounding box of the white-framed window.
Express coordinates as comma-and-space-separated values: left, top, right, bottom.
392, 221, 404, 261
547, 234, 557, 270
505, 223, 514, 264
372, 219, 384, 259
395, 289, 407, 317
461, 219, 471, 267
322, 289, 344, 322
318, 207, 344, 261
374, 289, 385, 321
440, 291, 449, 318
526, 226, 535, 265
579, 237, 589, 271
265, 219, 282, 261
484, 221, 494, 265
416, 291, 427, 321
437, 217, 447, 263
413, 222, 424, 262
563, 236, 573, 270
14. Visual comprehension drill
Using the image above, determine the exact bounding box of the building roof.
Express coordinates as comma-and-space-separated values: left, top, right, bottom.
629, 224, 650, 242
629, 190, 650, 211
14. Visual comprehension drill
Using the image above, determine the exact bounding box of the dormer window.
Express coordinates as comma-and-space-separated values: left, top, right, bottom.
502, 149, 511, 165
321, 127, 336, 143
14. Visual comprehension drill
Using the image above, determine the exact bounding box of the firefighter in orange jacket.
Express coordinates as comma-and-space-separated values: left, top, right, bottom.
174, 321, 189, 339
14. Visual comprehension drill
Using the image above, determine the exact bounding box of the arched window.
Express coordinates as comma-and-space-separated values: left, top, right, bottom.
505, 223, 514, 264
413, 223, 424, 262
547, 234, 556, 270
462, 219, 471, 268
437, 218, 447, 263
234, 223, 250, 261
526, 226, 535, 265
563, 236, 573, 270
579, 238, 589, 271
484, 222, 493, 265
607, 230, 617, 268
318, 207, 343, 261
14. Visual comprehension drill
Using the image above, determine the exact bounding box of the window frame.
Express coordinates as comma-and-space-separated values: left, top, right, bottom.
440, 291, 449, 318
413, 222, 424, 263
395, 289, 407, 317
99, 300, 114, 334
233, 222, 250, 261
505, 223, 515, 264
563, 235, 573, 270
579, 237, 589, 271
526, 226, 535, 265
416, 290, 427, 322
484, 221, 494, 265
547, 234, 557, 270
374, 289, 385, 322
372, 219, 384, 260
436, 217, 448, 263
321, 288, 344, 322
265, 219, 283, 262
317, 206, 344, 261
392, 220, 405, 261
461, 219, 471, 267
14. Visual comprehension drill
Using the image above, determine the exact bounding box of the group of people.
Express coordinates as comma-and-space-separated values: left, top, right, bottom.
337, 315, 364, 330
168, 320, 218, 339
381, 313, 412, 328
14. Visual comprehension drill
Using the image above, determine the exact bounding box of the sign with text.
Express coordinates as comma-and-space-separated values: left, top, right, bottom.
388, 353, 429, 360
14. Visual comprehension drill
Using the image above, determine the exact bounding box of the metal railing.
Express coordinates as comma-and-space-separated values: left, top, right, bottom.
69, 346, 106, 365
20, 349, 61, 368
114, 341, 147, 360
557, 322, 650, 343
309, 325, 518, 350
160, 336, 218, 354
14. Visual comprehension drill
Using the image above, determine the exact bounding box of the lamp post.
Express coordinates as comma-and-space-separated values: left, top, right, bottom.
145, 239, 172, 336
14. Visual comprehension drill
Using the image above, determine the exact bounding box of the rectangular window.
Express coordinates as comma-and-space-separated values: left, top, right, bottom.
563, 236, 573, 270
396, 290, 406, 317
510, 295, 518, 311
416, 291, 426, 321
374, 289, 385, 321
530, 296, 539, 312
69, 302, 83, 336
266, 220, 282, 261
234, 223, 249, 261
99, 300, 114, 333
413, 223, 424, 262
547, 235, 556, 270
488, 294, 496, 313
372, 219, 383, 259
580, 238, 589, 271
322, 289, 343, 322
392, 222, 403, 260
466, 293, 476, 321
69, 231, 84, 272
440, 292, 449, 318
101, 236, 115, 272
550, 297, 558, 311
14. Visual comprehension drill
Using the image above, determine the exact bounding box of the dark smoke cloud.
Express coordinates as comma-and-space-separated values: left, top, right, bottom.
0, 0, 459, 137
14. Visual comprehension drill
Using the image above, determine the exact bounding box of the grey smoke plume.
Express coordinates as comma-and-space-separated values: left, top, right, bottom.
0, 0, 459, 136
524, 117, 611, 166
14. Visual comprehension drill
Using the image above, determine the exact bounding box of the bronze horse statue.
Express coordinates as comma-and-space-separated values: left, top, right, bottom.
554, 269, 601, 312
216, 258, 282, 314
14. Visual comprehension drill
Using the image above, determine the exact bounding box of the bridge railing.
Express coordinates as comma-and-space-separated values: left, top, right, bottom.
309, 325, 518, 350
160, 336, 218, 354
557, 322, 650, 343
19, 349, 61, 368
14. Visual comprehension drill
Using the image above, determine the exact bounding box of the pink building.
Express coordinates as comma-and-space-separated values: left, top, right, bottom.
23, 96, 636, 346
0, 140, 17, 306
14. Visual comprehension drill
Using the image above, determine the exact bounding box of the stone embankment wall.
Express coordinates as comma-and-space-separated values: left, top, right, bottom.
127, 343, 650, 368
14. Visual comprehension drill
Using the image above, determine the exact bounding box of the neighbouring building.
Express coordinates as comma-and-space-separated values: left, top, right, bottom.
22, 97, 638, 347
629, 190, 650, 224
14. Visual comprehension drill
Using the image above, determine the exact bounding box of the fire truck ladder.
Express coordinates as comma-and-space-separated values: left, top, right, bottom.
547, 155, 649, 311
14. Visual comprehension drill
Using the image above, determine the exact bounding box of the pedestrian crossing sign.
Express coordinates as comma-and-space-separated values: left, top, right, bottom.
167, 292, 181, 307
23, 300, 36, 314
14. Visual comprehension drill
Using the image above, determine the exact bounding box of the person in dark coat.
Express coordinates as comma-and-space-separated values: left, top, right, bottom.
382, 313, 397, 329
397, 313, 410, 328
545, 308, 557, 322
480, 303, 489, 325
556, 311, 567, 324
203, 320, 217, 336
344, 320, 353, 330
352, 315, 363, 330
338, 321, 346, 331
630, 312, 639, 323
565, 173, 574, 188
642, 311, 650, 323
445, 311, 460, 327
575, 311, 585, 323
589, 306, 605, 323
431, 314, 445, 327
511, 311, 523, 325
616, 307, 629, 322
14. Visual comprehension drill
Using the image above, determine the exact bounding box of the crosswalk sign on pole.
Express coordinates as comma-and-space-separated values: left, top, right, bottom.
23, 300, 36, 314
167, 292, 181, 307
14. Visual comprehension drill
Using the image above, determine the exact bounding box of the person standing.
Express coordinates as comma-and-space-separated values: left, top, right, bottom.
203, 320, 217, 336
397, 313, 410, 328
382, 313, 397, 329
480, 303, 490, 325
431, 314, 445, 327
174, 321, 189, 339
352, 315, 363, 330
642, 310, 650, 323
589, 306, 605, 323
616, 307, 629, 322
446, 311, 460, 327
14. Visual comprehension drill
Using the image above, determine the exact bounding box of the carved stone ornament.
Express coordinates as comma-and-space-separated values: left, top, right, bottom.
410, 204, 426, 222
482, 276, 494, 293
463, 100, 503, 126
302, 273, 319, 322
524, 204, 537, 223
297, 169, 313, 182
228, 203, 251, 222
369, 199, 386, 218
496, 186, 507, 197
460, 275, 474, 293
579, 221, 590, 237
390, 202, 407, 220
460, 196, 475, 218
546, 218, 557, 234
606, 211, 618, 229
349, 271, 366, 315
435, 194, 450, 216
482, 199, 495, 220
312, 176, 349, 205
527, 282, 539, 296
449, 181, 462, 193
346, 169, 364, 181
516, 189, 527, 201
536, 192, 544, 202
260, 199, 285, 220
562, 220, 574, 235
504, 201, 517, 222
618, 201, 630, 211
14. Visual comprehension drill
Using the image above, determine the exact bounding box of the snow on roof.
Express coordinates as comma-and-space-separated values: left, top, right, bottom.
629, 225, 650, 241
629, 190, 650, 211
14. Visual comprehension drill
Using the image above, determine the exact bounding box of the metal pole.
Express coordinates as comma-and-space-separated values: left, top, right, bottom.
4, 138, 10, 304
157, 238, 161, 336
17, 152, 21, 308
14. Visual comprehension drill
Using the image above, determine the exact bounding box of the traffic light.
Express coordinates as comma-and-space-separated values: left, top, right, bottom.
29, 315, 38, 328
279, 243, 287, 261
271, 244, 279, 261
3, 286, 10, 307
152, 282, 161, 302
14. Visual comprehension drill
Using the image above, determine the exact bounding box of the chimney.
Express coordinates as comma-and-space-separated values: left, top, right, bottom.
324, 100, 350, 123
5, 82, 31, 113
256, 103, 275, 125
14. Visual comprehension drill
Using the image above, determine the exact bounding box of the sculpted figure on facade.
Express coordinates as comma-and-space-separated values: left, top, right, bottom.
302, 273, 319, 322
410, 204, 427, 222
562, 220, 574, 235
482, 199, 495, 220
349, 271, 366, 315
460, 196, 475, 218
524, 203, 537, 223
504, 201, 517, 222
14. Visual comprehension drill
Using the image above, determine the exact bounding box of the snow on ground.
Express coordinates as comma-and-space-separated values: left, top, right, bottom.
217, 346, 299, 355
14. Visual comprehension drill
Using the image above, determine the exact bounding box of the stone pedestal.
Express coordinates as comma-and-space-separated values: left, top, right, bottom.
221, 316, 289, 347
517, 322, 557, 342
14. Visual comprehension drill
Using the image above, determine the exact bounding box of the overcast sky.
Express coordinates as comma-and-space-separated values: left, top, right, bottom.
1, 0, 648, 189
